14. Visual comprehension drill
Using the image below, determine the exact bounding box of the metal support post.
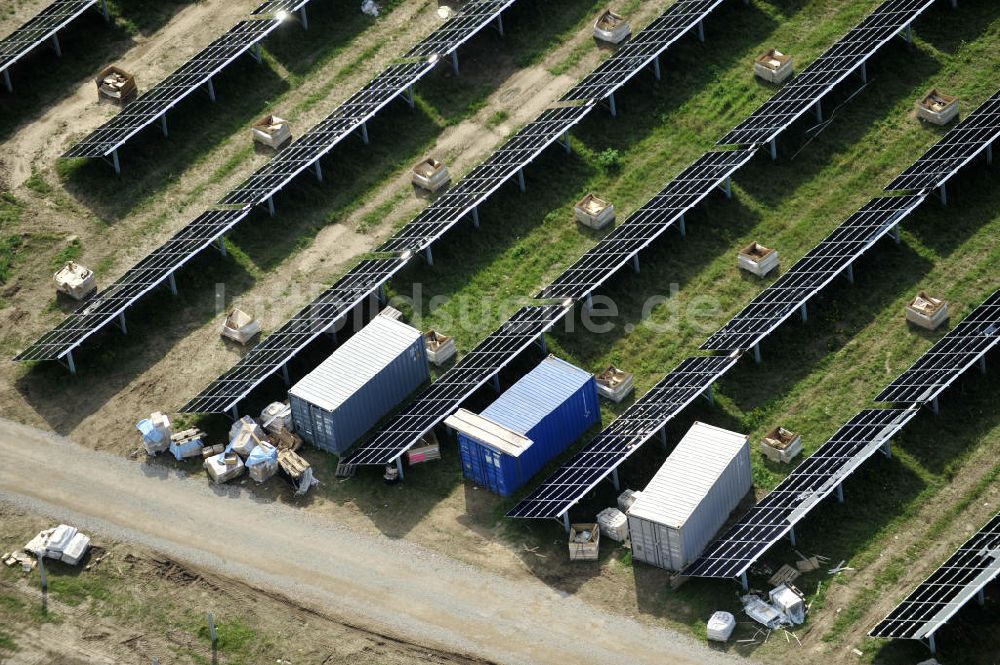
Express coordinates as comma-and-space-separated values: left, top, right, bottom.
950, 0, 957, 7
704, 384, 714, 405
405, 85, 415, 109
928, 634, 936, 654
800, 302, 808, 323
218, 237, 227, 257
167, 272, 177, 295
424, 245, 433, 266
740, 572, 749, 591
111, 150, 121, 176
117, 313, 128, 334
585, 293, 593, 311
836, 483, 844, 503
300, 6, 308, 30
697, 20, 704, 42
752, 344, 762, 364
206, 78, 216, 102
378, 284, 386, 305
976, 588, 985, 605
451, 51, 460, 76
229, 406, 239, 421
986, 144, 993, 166
560, 131, 571, 154
160, 114, 168, 138
815, 100, 822, 123
788, 525, 796, 546
609, 92, 617, 117
652, 55, 661, 81
495, 15, 504, 36
939, 183, 947, 206
491, 375, 501, 392
65, 351, 76, 375
250, 43, 263, 63
846, 263, 855, 284
538, 334, 548, 355
860, 61, 867, 84
891, 226, 901, 244
929, 396, 939, 415
562, 513, 570, 533
658, 429, 668, 449
2, 69, 11, 93
360, 122, 369, 145
51, 34, 62, 57
611, 467, 620, 491
882, 439, 892, 458
978, 356, 986, 374
314, 161, 323, 182
769, 138, 778, 161
100, 0, 109, 21
267, 196, 276, 217
516, 168, 525, 192
631, 254, 640, 273
396, 457, 404, 481
678, 214, 686, 237
471, 206, 479, 229
719, 177, 732, 199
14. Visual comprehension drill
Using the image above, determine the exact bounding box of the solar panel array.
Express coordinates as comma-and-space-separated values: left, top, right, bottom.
702, 194, 927, 352
869, 511, 1000, 642
180, 257, 409, 414
220, 61, 437, 206
886, 88, 1000, 193
16, 0, 520, 366
14, 207, 251, 362
378, 103, 595, 253
65, 3, 300, 159
507, 354, 739, 519
405, 0, 515, 58
539, 149, 756, 301
561, 0, 727, 102
875, 289, 1000, 405
345, 304, 571, 466
683, 408, 918, 579
718, 0, 938, 147
0, 0, 98, 76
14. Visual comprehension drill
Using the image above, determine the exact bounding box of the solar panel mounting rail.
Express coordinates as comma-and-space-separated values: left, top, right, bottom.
0, 0, 107, 93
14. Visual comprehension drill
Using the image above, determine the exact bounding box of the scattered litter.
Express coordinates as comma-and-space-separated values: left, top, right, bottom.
221, 307, 262, 344
706, 611, 736, 642
278, 449, 317, 495
754, 49, 794, 84
916, 89, 959, 125
229, 417, 266, 458
906, 291, 949, 330
424, 330, 456, 366
617, 489, 641, 513
204, 452, 245, 483
54, 261, 96, 300
246, 441, 279, 483
760, 426, 802, 464
169, 428, 206, 461
95, 65, 137, 105
25, 525, 91, 566
596, 507, 629, 542
593, 10, 630, 44
568, 523, 599, 561
738, 241, 779, 277
574, 193, 615, 230
769, 584, 806, 625
335, 460, 357, 479
742, 594, 785, 630
361, 0, 378, 17
261, 402, 294, 435
828, 560, 854, 575
595, 365, 633, 402
411, 158, 450, 193
405, 430, 441, 465
137, 412, 172, 455
852, 648, 864, 657
768, 563, 800, 586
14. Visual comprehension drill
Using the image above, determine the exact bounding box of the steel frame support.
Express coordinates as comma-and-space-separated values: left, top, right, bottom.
752, 344, 762, 364
65, 351, 76, 375
99, 0, 109, 21
360, 122, 369, 145
229, 406, 239, 421
559, 131, 571, 154
516, 168, 525, 192
846, 263, 855, 284
938, 183, 947, 206
740, 572, 749, 591
424, 245, 433, 266
891, 226, 901, 244
788, 525, 796, 546
281, 363, 290, 385
217, 237, 227, 257
396, 457, 405, 480
678, 214, 686, 237
696, 20, 705, 42
537, 334, 548, 355
658, 428, 668, 449
608, 92, 617, 117
451, 51, 460, 76
160, 114, 168, 138
929, 396, 940, 415
300, 6, 309, 30
652, 55, 661, 81
814, 99, 822, 123
111, 150, 121, 176
494, 15, 504, 36
167, 272, 177, 295
584, 293, 593, 312
313, 160, 323, 182
491, 375, 501, 393
267, 196, 276, 217
859, 61, 867, 84
769, 138, 778, 161
117, 313, 128, 334
471, 206, 479, 228
901, 23, 913, 43
50, 34, 62, 57
977, 588, 986, 605
611, 467, 621, 491
800, 302, 808, 323
881, 439, 892, 458
2, 69, 11, 93
562, 513, 570, 532
703, 384, 715, 405
250, 43, 263, 64
631, 254, 640, 273
928, 634, 936, 654
987, 144, 993, 166
978, 356, 987, 374
206, 78, 216, 102
718, 177, 732, 199
836, 483, 844, 503
405, 85, 415, 109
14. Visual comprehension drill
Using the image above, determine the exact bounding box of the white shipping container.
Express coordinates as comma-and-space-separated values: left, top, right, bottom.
628, 422, 751, 571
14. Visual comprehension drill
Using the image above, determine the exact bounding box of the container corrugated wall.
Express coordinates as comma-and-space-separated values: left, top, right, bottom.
457, 356, 599, 496
288, 316, 429, 454
628, 422, 751, 571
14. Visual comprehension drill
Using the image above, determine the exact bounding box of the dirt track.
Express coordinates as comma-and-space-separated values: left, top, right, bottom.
0, 418, 748, 665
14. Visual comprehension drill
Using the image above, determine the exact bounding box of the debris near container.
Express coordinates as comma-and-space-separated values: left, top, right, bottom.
796, 555, 822, 573
617, 489, 641, 513
411, 157, 450, 193
54, 261, 96, 300
201, 443, 225, 459
761, 426, 802, 464
25, 525, 91, 566
828, 559, 854, 576
707, 611, 736, 642
768, 563, 800, 587
136, 411, 172, 455
3, 551, 36, 572
95, 65, 137, 105
916, 89, 959, 125
261, 401, 294, 435
738, 242, 779, 277
596, 507, 629, 542
906, 291, 949, 330
335, 460, 356, 479
278, 449, 317, 495
379, 305, 404, 320
229, 416, 267, 458
574, 193, 615, 230
246, 441, 279, 483
595, 365, 633, 402
769, 584, 806, 625
568, 523, 600, 561
204, 451, 245, 483
252, 114, 292, 149
169, 428, 206, 461
221, 307, 261, 345
424, 330, 456, 366
742, 594, 785, 630
405, 430, 441, 465
593, 9, 630, 44
754, 49, 793, 84
383, 463, 400, 484
270, 427, 302, 452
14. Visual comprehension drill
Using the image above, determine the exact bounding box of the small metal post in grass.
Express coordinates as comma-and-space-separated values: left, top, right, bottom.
37, 555, 48, 613
207, 612, 218, 664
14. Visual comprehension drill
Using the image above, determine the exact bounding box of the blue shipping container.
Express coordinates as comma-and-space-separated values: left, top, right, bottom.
448, 355, 599, 496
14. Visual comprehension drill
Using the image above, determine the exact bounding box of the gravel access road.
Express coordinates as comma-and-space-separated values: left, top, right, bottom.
0, 418, 749, 665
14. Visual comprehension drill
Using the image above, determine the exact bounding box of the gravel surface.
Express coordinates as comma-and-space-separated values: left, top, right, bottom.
0, 418, 749, 665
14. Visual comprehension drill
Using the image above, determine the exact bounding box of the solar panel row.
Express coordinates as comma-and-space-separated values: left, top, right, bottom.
16, 0, 519, 367
682, 408, 918, 580
886, 88, 1000, 193
507, 354, 740, 520
344, 303, 572, 466
405, 0, 516, 58
0, 0, 102, 89
179, 257, 410, 415
701, 194, 927, 353
65, 1, 304, 159
719, 0, 938, 147
539, 148, 756, 301
869, 511, 1000, 644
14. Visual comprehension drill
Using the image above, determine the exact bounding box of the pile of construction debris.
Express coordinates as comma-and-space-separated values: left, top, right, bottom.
8, 525, 92, 567
135, 402, 318, 495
